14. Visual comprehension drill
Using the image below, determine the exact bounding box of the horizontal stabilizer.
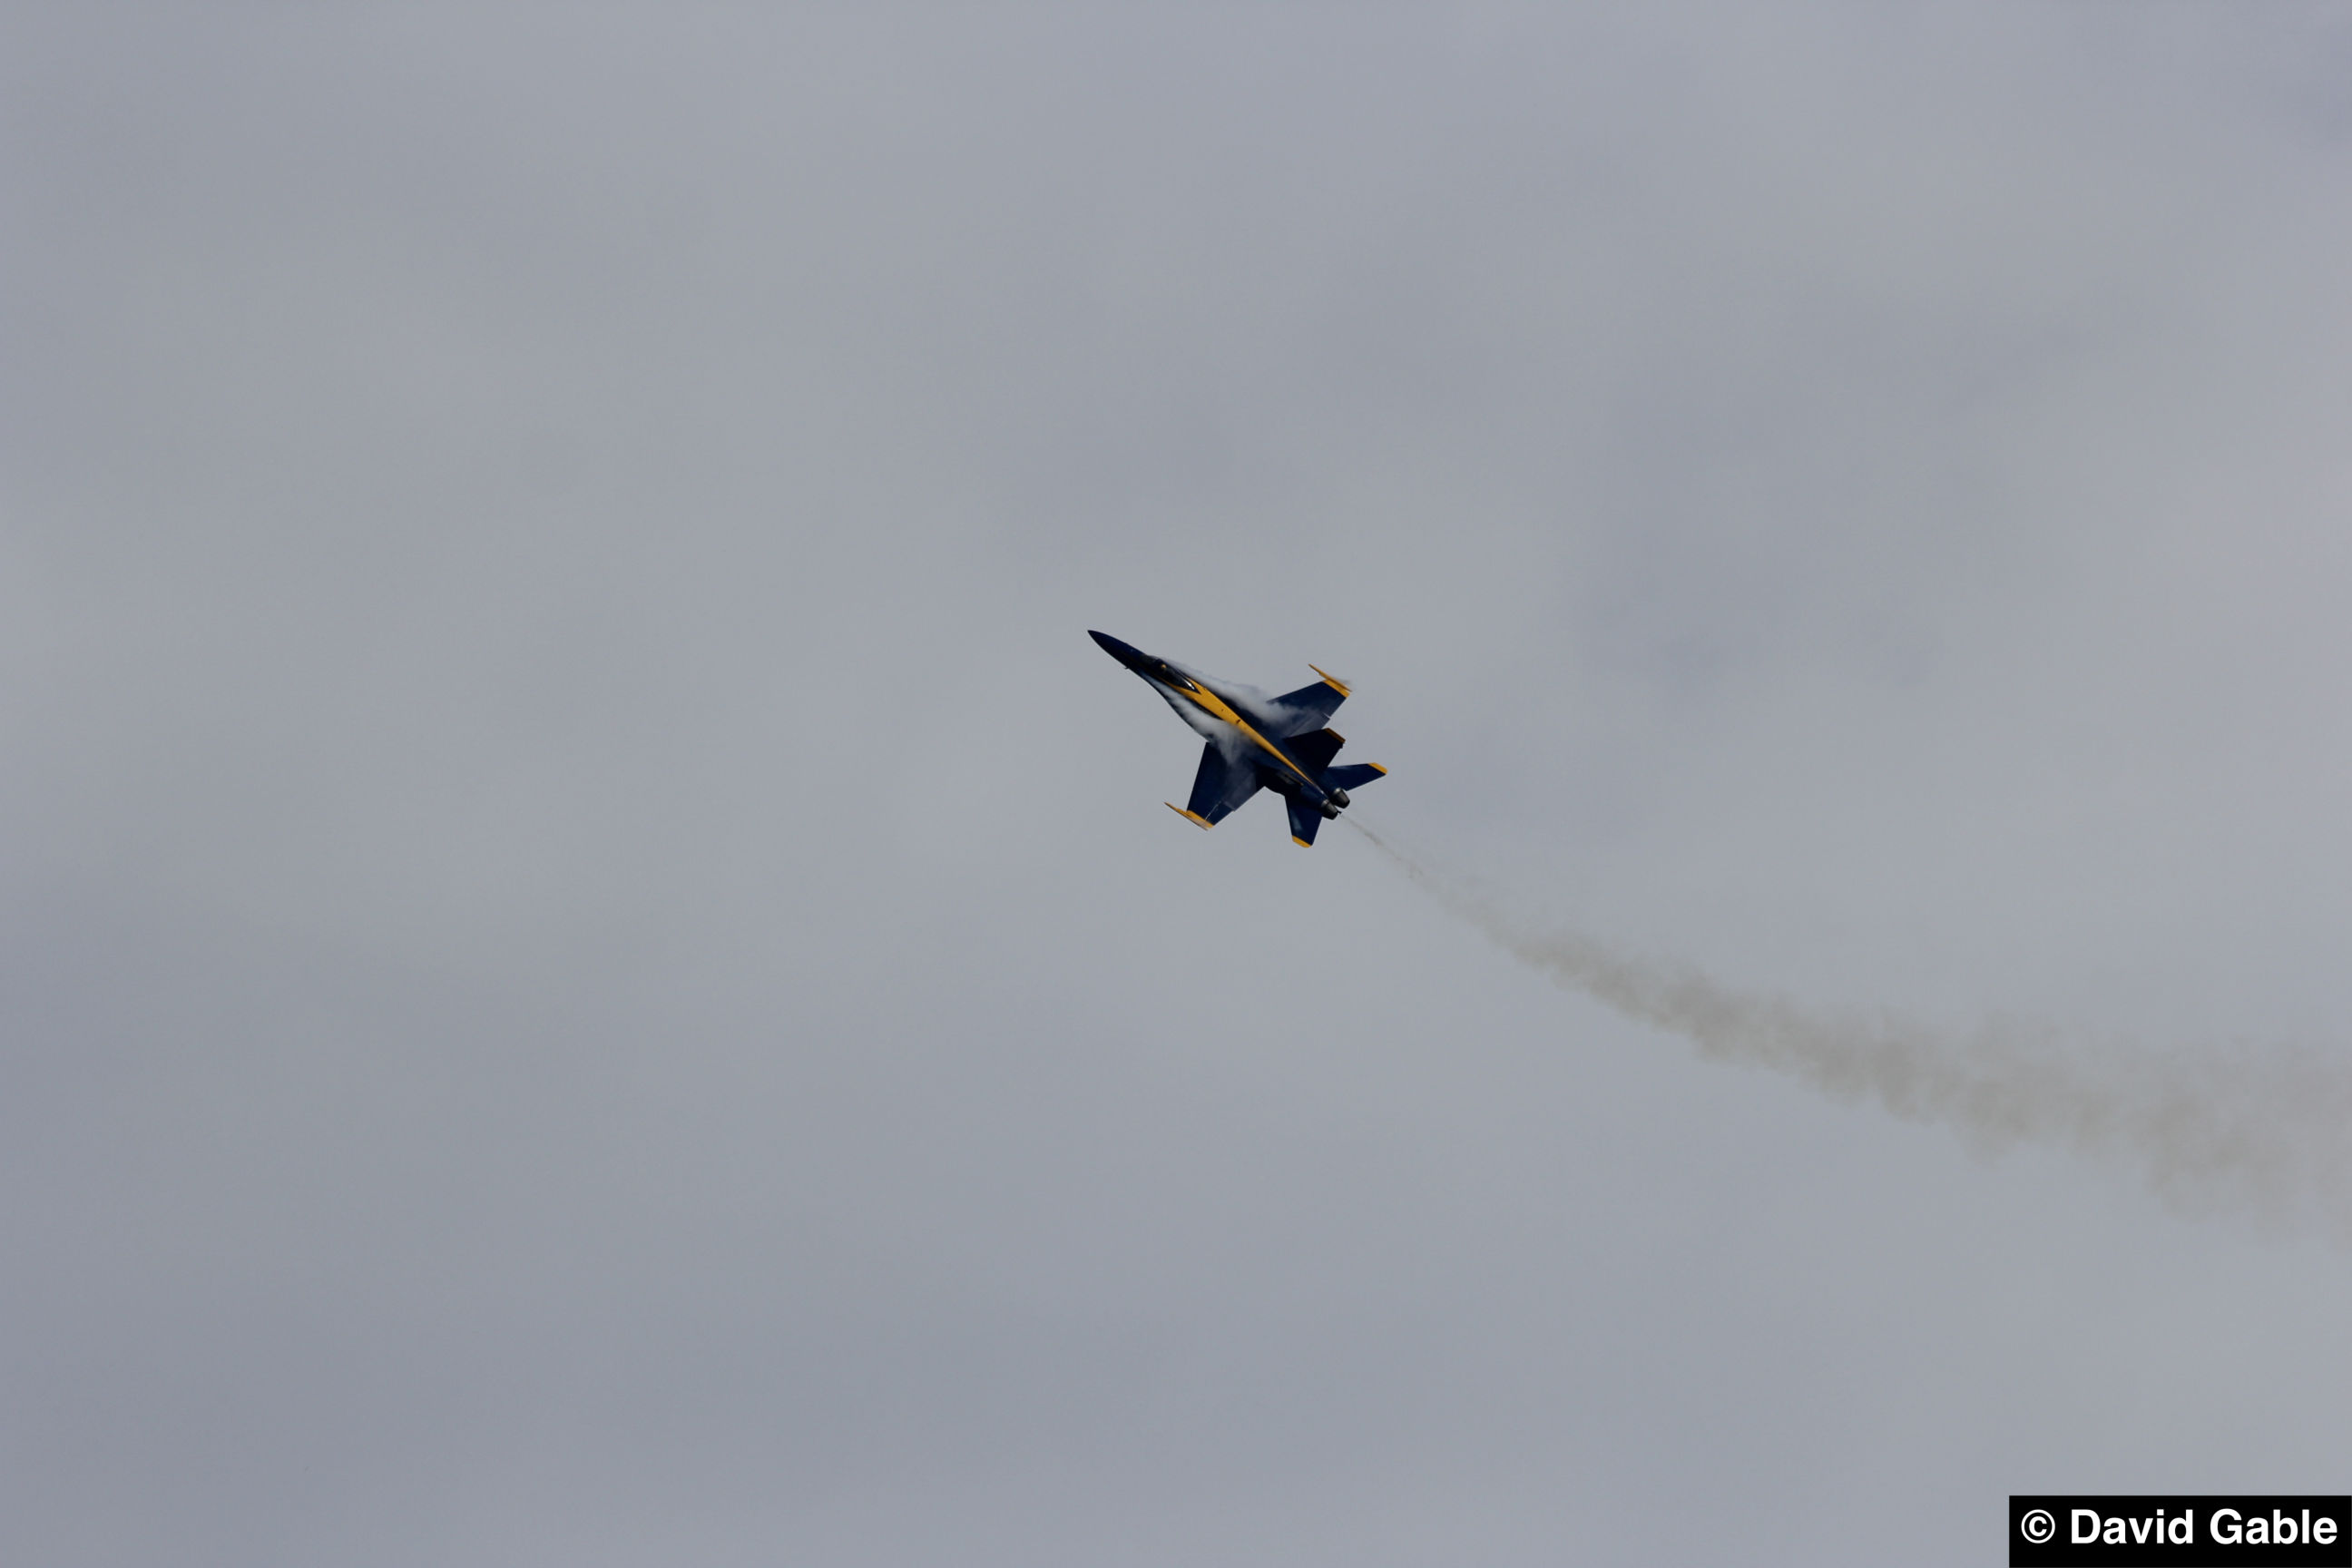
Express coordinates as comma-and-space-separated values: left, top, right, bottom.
1286, 795, 1324, 847
1322, 762, 1387, 792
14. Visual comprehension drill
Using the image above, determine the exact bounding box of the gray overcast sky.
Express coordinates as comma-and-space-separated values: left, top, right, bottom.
5, 5, 2350, 1564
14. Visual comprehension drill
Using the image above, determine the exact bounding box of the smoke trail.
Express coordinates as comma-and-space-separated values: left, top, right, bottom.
1347, 818, 2352, 1240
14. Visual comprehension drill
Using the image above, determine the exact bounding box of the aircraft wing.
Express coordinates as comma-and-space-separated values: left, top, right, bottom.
1182, 742, 1265, 826
1266, 670, 1349, 737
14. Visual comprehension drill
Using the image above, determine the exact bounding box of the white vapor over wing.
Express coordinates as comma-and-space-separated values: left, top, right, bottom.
1347, 819, 2352, 1242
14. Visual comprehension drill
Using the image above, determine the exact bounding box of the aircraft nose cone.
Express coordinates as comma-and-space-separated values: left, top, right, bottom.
1090, 630, 1145, 665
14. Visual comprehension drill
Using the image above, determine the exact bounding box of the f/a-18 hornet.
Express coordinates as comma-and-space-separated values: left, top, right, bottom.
1091, 631, 1388, 847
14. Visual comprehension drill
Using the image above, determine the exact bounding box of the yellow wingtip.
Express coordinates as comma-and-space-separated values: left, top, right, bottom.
1165, 803, 1213, 829
1367, 762, 1387, 775
1308, 664, 1351, 697
1291, 837, 1313, 848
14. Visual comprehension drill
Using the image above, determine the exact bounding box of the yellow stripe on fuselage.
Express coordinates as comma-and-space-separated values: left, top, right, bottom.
1167, 681, 1318, 789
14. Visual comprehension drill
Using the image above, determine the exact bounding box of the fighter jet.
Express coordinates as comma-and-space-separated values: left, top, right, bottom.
1091, 631, 1388, 847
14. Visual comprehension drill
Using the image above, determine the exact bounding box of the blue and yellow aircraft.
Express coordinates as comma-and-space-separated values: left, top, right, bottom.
1091, 631, 1388, 847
